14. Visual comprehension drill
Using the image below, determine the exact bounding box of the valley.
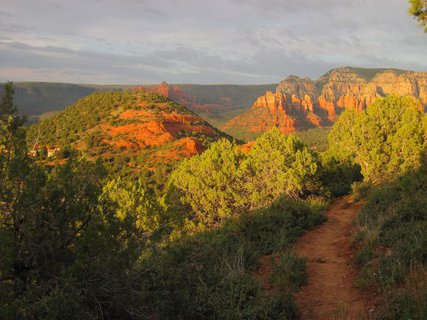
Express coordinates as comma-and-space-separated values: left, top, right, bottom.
1, 1, 427, 317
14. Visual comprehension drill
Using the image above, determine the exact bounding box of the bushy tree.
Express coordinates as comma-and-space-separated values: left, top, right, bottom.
240, 127, 320, 209
329, 95, 426, 184
169, 128, 323, 230
319, 151, 362, 197
102, 177, 165, 237
0, 83, 144, 319
409, 0, 427, 32
169, 139, 245, 229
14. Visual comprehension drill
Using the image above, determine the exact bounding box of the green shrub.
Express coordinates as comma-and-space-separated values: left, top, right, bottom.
354, 163, 427, 319
354, 246, 374, 267
328, 95, 426, 184
169, 128, 326, 231
270, 251, 307, 291
137, 198, 325, 319
351, 181, 372, 201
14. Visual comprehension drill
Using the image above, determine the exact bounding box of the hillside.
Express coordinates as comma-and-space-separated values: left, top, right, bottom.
26, 91, 229, 172
0, 82, 135, 122
136, 82, 277, 126
4, 82, 427, 319
223, 67, 427, 140
5, 81, 275, 126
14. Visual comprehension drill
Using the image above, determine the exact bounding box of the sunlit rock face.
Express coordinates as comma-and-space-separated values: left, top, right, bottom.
223, 67, 427, 137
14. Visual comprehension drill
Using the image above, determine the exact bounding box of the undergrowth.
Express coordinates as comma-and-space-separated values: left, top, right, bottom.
353, 164, 427, 319
136, 198, 326, 319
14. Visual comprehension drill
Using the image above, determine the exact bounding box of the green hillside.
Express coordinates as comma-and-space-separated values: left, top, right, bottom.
3, 82, 275, 126
3, 80, 427, 319
27, 90, 226, 150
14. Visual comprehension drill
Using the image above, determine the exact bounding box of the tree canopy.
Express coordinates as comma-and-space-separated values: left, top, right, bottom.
169, 127, 323, 231
328, 95, 426, 184
408, 0, 427, 32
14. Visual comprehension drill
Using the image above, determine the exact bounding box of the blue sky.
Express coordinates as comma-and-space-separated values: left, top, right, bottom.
0, 0, 426, 84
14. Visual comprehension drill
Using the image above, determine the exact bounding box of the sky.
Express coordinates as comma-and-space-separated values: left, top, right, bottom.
0, 0, 426, 84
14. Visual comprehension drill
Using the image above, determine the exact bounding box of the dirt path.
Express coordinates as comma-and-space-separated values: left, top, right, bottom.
295, 196, 367, 320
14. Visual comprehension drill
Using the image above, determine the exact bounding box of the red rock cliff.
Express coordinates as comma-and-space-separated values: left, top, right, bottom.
223, 67, 427, 138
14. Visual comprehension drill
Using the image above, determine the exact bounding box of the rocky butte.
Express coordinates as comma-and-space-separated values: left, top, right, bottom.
26, 91, 228, 168
133, 82, 276, 127
223, 67, 427, 140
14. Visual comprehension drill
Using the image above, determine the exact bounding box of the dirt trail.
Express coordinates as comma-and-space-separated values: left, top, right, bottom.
295, 196, 367, 320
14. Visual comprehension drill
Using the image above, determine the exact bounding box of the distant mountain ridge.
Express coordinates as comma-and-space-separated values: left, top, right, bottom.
3, 81, 275, 126
0, 82, 137, 123
223, 67, 427, 140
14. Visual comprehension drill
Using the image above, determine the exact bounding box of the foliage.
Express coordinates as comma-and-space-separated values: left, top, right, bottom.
408, 0, 427, 32
319, 152, 362, 197
240, 128, 322, 208
351, 181, 372, 202
169, 139, 245, 229
0, 154, 146, 318
137, 198, 324, 320
0, 83, 148, 319
270, 251, 307, 291
295, 127, 330, 152
328, 95, 426, 184
25, 91, 230, 194
1, 82, 331, 318
102, 177, 166, 237
169, 128, 325, 230
354, 161, 427, 319
26, 91, 194, 147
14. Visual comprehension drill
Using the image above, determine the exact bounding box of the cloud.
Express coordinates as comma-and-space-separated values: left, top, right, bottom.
0, 0, 426, 84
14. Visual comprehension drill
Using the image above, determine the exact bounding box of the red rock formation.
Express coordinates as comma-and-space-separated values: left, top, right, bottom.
226, 91, 299, 134
318, 96, 337, 122
239, 141, 256, 154
155, 137, 206, 160
223, 67, 427, 139
134, 82, 224, 116
103, 106, 218, 150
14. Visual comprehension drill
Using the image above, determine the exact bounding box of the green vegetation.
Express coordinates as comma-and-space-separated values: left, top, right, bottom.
409, 0, 427, 32
1, 83, 330, 319
221, 126, 330, 151
179, 83, 276, 126
3, 78, 427, 319
295, 127, 330, 152
26, 91, 195, 147
140, 198, 325, 319
5, 82, 275, 127
169, 128, 324, 231
328, 95, 426, 184
223, 127, 262, 142
325, 94, 427, 319
353, 164, 427, 319
0, 83, 145, 318
26, 91, 231, 192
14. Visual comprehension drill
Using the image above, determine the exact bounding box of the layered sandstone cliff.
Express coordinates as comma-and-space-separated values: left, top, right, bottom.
223, 67, 427, 140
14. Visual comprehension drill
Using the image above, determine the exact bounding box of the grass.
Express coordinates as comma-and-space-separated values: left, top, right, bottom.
137, 197, 326, 319
352, 163, 427, 319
